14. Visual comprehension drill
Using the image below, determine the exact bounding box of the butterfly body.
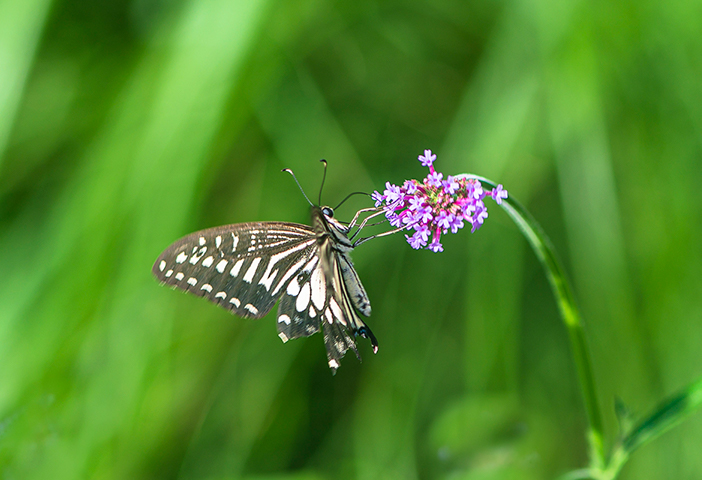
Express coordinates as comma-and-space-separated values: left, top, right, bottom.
152, 206, 377, 372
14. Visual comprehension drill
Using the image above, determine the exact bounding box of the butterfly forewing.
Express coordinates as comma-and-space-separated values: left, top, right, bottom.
152, 222, 317, 318
323, 249, 376, 369
152, 206, 378, 373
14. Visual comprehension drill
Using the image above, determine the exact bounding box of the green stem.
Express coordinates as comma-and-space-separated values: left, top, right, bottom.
459, 175, 606, 469
600, 374, 702, 479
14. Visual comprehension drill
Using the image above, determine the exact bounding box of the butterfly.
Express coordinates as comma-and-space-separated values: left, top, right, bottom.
152, 182, 387, 373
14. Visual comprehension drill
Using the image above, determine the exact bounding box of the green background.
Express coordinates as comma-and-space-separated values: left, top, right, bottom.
1, 0, 701, 478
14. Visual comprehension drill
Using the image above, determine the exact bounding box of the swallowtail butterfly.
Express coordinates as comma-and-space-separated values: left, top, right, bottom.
152, 194, 382, 373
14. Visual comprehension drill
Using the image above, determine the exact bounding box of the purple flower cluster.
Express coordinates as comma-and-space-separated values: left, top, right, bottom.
372, 149, 508, 253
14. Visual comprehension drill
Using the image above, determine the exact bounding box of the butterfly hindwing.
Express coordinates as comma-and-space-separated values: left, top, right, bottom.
276, 229, 377, 372
276, 255, 322, 341
338, 253, 371, 316
152, 222, 317, 318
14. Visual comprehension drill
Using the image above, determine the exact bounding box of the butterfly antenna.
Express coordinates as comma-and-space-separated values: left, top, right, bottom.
318, 159, 327, 206
282, 168, 314, 206
334, 191, 370, 210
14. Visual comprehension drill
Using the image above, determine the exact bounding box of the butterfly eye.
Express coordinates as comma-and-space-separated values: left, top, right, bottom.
322, 206, 334, 217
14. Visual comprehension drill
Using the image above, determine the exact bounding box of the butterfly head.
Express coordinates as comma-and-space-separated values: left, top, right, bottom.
318, 205, 350, 235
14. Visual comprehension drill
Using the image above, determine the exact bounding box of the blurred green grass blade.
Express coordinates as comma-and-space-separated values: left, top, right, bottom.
351, 254, 466, 480
254, 67, 373, 200
69, 0, 273, 475
540, 11, 655, 452
176, 325, 303, 479
240, 473, 325, 480
429, 393, 520, 457
588, 377, 702, 479
0, 0, 53, 164
353, 375, 420, 480
440, 5, 547, 394
0, 0, 271, 478
462, 175, 605, 469
622, 376, 702, 454
442, 8, 541, 181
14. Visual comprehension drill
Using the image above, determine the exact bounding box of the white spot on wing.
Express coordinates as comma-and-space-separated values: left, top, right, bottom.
187, 277, 197, 286
159, 260, 166, 271
310, 267, 326, 310
329, 359, 339, 369
296, 282, 311, 312
189, 246, 207, 264
230, 297, 241, 307
329, 297, 345, 326
215, 291, 226, 299
176, 252, 188, 264
269, 241, 311, 267
302, 256, 319, 273
216, 259, 228, 273
278, 314, 291, 325
309, 306, 316, 317
259, 268, 278, 291
243, 258, 261, 283
244, 303, 259, 315
215, 235, 222, 248
201, 284, 213, 293
231, 233, 239, 251
175, 272, 184, 281
257, 244, 307, 292
230, 259, 244, 277
271, 246, 314, 295
324, 308, 334, 324
165, 270, 173, 278
279, 332, 289, 343
202, 256, 214, 268
199, 236, 206, 246
287, 277, 301, 296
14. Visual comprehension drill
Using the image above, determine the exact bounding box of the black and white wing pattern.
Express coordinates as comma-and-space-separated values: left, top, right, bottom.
152, 206, 378, 372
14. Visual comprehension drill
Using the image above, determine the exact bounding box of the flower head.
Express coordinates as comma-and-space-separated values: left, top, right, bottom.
418, 149, 436, 167
427, 236, 444, 253
426, 171, 443, 188
371, 190, 384, 207
436, 210, 453, 231
492, 184, 508, 204
442, 175, 459, 195
383, 181, 403, 205
371, 150, 508, 252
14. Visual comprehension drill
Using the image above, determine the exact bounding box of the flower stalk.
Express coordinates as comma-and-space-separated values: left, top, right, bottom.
374, 151, 604, 465
466, 174, 606, 470
376, 150, 702, 479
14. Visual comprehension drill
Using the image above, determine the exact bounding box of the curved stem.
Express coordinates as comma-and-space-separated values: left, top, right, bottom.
457, 174, 606, 469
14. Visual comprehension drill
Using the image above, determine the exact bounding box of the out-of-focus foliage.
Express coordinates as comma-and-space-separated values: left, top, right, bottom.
1, 0, 701, 478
